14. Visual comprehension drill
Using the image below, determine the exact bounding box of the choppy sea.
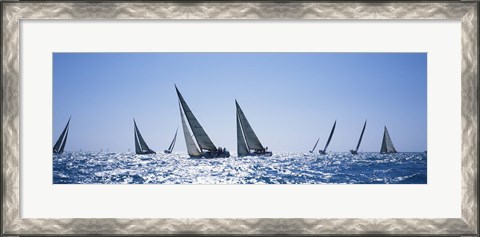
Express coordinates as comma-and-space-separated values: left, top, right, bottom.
53, 152, 427, 184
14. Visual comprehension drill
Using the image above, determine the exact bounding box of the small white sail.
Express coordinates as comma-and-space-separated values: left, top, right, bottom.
179, 102, 201, 156
237, 113, 249, 156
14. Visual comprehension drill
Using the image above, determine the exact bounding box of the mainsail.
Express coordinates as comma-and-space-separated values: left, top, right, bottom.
236, 113, 249, 156
323, 120, 337, 151
166, 128, 178, 152
380, 126, 397, 153
354, 120, 367, 152
53, 117, 71, 154
176, 86, 217, 151
310, 138, 320, 153
134, 119, 155, 154
235, 100, 264, 151
179, 102, 202, 156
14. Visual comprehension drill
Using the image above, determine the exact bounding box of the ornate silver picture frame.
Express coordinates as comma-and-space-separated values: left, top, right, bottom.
2, 2, 477, 236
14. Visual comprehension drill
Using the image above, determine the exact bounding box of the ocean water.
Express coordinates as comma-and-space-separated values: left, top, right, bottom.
53, 152, 427, 184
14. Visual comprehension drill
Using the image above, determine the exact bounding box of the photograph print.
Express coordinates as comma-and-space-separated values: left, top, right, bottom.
53, 52, 427, 184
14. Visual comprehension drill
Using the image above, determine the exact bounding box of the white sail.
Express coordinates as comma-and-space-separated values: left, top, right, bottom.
236, 101, 264, 151
237, 113, 249, 156
380, 126, 397, 153
179, 102, 201, 156
176, 86, 217, 151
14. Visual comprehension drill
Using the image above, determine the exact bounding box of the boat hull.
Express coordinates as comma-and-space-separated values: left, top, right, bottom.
189, 150, 231, 158
319, 150, 327, 155
164, 150, 172, 154
136, 151, 155, 155
380, 151, 397, 154
350, 150, 358, 155
239, 151, 273, 157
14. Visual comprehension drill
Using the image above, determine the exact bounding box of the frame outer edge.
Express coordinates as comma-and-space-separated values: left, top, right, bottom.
1, 1, 478, 236
2, 2, 20, 235
461, 2, 479, 234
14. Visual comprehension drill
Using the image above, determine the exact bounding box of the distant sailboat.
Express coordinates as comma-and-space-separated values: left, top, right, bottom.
134, 119, 155, 155
319, 120, 336, 155
380, 126, 397, 154
309, 137, 320, 153
176, 85, 230, 158
236, 100, 272, 157
53, 117, 71, 154
350, 120, 367, 155
164, 128, 178, 154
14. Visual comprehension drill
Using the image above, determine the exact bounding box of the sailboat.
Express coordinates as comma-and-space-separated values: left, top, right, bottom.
53, 117, 71, 154
380, 126, 397, 154
350, 120, 367, 155
176, 85, 230, 158
133, 119, 155, 155
309, 137, 320, 153
236, 100, 272, 157
319, 120, 336, 155
164, 127, 178, 154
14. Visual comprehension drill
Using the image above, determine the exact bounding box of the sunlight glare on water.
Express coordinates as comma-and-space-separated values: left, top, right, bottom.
53, 152, 427, 184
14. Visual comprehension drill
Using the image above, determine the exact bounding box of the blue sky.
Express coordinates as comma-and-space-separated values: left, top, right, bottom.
53, 53, 427, 153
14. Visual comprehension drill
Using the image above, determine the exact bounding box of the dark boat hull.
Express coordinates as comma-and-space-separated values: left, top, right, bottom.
319, 150, 327, 155
189, 150, 231, 158
164, 150, 172, 154
136, 151, 156, 155
239, 151, 273, 157
350, 150, 358, 155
